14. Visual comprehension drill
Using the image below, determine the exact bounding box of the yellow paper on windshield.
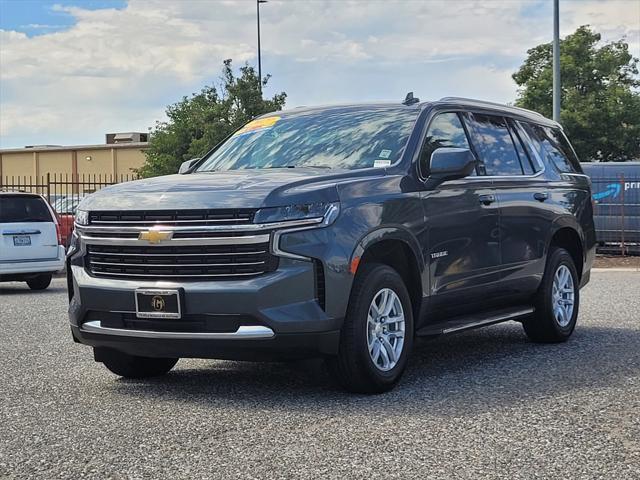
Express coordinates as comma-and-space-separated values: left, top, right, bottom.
234, 116, 281, 136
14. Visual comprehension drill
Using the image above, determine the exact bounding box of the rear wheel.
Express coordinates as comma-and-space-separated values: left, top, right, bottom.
523, 247, 579, 342
97, 348, 178, 379
26, 273, 52, 290
327, 263, 414, 394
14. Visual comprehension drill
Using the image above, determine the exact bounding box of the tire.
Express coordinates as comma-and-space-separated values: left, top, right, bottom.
98, 348, 178, 379
26, 273, 52, 290
523, 247, 580, 343
327, 263, 414, 394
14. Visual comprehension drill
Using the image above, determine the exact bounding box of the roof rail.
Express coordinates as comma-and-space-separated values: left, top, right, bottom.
438, 97, 546, 119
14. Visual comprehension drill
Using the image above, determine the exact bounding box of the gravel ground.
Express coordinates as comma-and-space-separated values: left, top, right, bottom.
1, 272, 639, 480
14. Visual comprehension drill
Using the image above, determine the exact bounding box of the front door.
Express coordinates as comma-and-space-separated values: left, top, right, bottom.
417, 112, 501, 320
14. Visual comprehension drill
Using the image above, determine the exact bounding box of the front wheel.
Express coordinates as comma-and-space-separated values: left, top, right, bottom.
97, 348, 178, 379
327, 263, 414, 394
523, 247, 580, 343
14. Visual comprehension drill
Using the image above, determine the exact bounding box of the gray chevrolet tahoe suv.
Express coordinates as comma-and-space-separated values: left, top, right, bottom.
68, 96, 595, 393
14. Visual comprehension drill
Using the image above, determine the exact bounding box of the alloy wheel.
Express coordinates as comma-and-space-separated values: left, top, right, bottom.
367, 288, 406, 371
552, 264, 575, 327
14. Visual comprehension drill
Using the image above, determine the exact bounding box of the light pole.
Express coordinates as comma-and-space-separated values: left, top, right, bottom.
257, 0, 268, 94
552, 0, 560, 122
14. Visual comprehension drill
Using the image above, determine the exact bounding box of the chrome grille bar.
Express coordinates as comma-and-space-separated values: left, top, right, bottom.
76, 217, 323, 234
80, 234, 270, 246
85, 250, 267, 257
91, 218, 252, 224
89, 261, 266, 268
89, 271, 266, 278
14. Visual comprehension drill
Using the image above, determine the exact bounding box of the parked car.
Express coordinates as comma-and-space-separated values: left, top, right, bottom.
67, 96, 595, 393
52, 195, 84, 247
1, 192, 65, 289
581, 161, 640, 251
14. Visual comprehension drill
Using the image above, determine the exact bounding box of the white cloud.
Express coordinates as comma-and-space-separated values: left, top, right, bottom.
0, 0, 637, 148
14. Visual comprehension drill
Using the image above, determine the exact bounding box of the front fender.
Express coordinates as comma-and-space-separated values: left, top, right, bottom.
351, 226, 427, 290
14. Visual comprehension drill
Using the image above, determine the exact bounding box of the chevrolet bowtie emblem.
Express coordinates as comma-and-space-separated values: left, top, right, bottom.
139, 229, 173, 244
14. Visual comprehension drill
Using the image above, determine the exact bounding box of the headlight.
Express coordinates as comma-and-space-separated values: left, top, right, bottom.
254, 202, 340, 226
75, 209, 89, 226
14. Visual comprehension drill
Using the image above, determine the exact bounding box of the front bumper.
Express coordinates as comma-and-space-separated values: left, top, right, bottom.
0, 245, 65, 276
71, 323, 339, 360
68, 259, 342, 360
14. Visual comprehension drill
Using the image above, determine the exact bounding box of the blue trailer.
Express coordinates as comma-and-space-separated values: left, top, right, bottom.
581, 162, 640, 253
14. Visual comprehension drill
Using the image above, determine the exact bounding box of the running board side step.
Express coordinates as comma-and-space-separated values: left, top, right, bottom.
416, 306, 534, 337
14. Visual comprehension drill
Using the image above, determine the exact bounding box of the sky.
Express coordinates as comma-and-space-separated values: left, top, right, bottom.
0, 0, 638, 148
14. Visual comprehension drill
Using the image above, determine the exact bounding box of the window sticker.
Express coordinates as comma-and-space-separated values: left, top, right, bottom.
373, 159, 391, 168
234, 116, 281, 136
379, 149, 392, 159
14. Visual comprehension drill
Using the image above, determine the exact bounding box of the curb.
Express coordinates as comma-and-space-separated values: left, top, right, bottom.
591, 268, 640, 272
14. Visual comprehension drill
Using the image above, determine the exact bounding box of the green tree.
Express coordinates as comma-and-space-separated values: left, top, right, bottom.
138, 59, 287, 177
513, 26, 640, 162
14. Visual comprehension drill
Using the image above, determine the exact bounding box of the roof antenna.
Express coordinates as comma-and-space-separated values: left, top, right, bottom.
402, 92, 420, 105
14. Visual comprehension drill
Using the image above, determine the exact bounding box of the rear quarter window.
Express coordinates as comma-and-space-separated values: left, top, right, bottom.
0, 196, 53, 223
524, 124, 582, 174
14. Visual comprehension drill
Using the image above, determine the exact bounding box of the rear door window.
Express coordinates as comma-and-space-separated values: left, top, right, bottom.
418, 112, 471, 177
524, 124, 582, 173
0, 195, 53, 223
507, 119, 539, 175
464, 113, 524, 176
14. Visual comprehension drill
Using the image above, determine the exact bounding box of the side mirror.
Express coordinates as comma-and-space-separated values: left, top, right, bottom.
425, 148, 477, 188
178, 158, 200, 174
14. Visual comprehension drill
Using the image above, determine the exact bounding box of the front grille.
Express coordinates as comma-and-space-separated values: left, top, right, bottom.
86, 243, 277, 280
89, 209, 255, 226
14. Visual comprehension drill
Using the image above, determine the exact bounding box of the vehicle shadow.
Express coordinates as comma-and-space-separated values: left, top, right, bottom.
0, 284, 66, 295
109, 323, 640, 415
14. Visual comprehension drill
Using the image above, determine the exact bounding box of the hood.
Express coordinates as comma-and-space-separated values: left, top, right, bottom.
79, 168, 374, 211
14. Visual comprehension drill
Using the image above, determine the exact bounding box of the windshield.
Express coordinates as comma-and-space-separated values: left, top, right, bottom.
195, 106, 419, 172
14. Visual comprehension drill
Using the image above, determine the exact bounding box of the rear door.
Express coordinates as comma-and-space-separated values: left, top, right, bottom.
0, 195, 59, 262
462, 113, 553, 298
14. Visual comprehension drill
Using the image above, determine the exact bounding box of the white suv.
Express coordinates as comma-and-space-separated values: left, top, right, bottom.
0, 192, 65, 290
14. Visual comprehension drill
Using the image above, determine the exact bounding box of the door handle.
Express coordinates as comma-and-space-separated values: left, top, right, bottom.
479, 194, 496, 205
534, 192, 549, 202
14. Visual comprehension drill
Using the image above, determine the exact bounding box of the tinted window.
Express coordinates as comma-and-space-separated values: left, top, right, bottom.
195, 107, 419, 171
512, 120, 542, 174
419, 112, 470, 176
525, 124, 581, 173
507, 120, 537, 175
465, 114, 524, 176
0, 196, 53, 223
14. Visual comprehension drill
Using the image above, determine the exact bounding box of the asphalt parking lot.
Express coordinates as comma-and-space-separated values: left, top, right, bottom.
1, 271, 639, 479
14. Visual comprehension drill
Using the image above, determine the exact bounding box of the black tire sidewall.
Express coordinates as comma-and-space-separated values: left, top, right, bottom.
99, 349, 178, 378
